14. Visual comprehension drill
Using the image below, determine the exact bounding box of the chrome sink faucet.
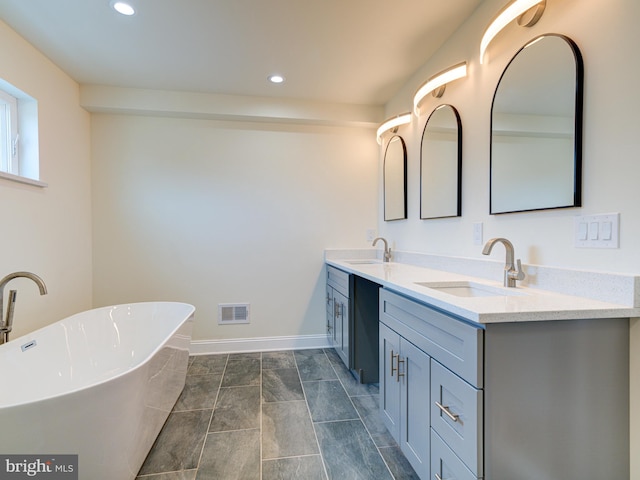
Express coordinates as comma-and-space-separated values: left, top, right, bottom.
0, 271, 48, 345
372, 237, 392, 262
482, 238, 525, 287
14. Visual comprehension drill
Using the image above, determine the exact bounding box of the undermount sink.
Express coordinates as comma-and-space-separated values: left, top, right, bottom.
346, 260, 382, 265
415, 281, 525, 298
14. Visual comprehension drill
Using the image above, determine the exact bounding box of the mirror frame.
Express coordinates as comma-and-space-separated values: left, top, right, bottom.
489, 33, 584, 214
420, 104, 462, 219
383, 135, 408, 221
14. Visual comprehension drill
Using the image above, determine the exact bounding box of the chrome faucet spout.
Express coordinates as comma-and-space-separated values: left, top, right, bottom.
482, 238, 525, 287
372, 237, 392, 262
0, 271, 48, 345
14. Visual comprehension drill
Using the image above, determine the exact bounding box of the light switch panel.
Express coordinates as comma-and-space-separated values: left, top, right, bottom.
574, 213, 619, 248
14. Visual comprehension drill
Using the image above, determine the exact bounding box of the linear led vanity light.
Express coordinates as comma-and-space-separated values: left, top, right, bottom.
376, 113, 411, 145
413, 62, 467, 116
480, 0, 546, 64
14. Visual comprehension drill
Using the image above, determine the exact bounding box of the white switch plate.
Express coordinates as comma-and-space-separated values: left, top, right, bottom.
574, 213, 619, 248
577, 221, 588, 240
366, 229, 376, 242
473, 222, 483, 246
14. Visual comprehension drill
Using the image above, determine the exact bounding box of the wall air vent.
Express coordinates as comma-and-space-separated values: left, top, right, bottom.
218, 303, 250, 325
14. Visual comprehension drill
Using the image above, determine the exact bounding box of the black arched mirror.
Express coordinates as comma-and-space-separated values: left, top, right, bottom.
383, 135, 407, 221
490, 34, 583, 214
420, 105, 462, 219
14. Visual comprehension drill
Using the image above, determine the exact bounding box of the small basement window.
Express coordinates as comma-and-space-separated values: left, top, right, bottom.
0, 78, 45, 187
0, 89, 19, 175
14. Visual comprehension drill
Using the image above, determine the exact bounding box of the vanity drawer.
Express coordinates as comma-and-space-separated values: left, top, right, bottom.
379, 288, 483, 387
327, 265, 350, 297
431, 429, 478, 480
431, 360, 483, 476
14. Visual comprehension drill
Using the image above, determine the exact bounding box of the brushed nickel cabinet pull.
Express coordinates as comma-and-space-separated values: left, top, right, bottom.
390, 350, 398, 377
435, 474, 452, 480
435, 401, 459, 422
397, 357, 405, 382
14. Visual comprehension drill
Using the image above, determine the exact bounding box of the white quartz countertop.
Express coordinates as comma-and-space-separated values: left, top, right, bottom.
326, 258, 640, 325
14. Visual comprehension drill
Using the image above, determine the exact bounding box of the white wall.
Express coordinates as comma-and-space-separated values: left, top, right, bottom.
380, 0, 640, 274
90, 113, 378, 341
0, 20, 92, 337
379, 0, 640, 474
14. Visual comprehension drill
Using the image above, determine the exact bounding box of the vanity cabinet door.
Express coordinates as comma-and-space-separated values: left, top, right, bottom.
326, 285, 336, 346
326, 265, 352, 369
380, 322, 431, 480
333, 290, 349, 366
380, 322, 401, 441
400, 338, 430, 480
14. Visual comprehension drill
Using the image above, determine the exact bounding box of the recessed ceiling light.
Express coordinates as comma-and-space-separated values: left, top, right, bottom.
268, 74, 285, 84
112, 1, 135, 16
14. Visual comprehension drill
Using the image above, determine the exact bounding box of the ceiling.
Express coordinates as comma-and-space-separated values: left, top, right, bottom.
0, 0, 483, 106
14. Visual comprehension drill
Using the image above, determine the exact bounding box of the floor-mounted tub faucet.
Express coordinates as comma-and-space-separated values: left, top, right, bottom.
482, 238, 525, 287
372, 237, 392, 262
0, 271, 47, 345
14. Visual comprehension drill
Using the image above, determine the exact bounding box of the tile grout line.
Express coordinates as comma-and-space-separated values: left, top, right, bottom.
194, 353, 228, 475
312, 417, 363, 425
263, 453, 324, 461
295, 350, 331, 480
205, 426, 260, 434
136, 467, 197, 478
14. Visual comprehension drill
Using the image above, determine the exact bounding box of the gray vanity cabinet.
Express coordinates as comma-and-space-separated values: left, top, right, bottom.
380, 287, 630, 480
326, 266, 351, 366
380, 288, 483, 480
326, 265, 381, 383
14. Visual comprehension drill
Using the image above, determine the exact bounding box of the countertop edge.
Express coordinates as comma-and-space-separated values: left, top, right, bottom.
326, 258, 640, 325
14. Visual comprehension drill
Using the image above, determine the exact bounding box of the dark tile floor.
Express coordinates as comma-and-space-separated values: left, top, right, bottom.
135, 348, 419, 480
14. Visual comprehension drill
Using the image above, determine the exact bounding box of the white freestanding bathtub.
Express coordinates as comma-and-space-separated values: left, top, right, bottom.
0, 302, 195, 480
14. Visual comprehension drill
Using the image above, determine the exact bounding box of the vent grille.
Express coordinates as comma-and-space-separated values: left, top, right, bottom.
218, 303, 250, 325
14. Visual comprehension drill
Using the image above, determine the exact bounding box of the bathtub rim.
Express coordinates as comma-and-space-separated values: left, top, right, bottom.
0, 301, 195, 410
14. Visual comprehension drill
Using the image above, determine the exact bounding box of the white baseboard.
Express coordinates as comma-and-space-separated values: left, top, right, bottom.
190, 334, 331, 355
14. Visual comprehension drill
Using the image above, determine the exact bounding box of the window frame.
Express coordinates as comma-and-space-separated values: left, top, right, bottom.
0, 79, 45, 188
0, 88, 19, 176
